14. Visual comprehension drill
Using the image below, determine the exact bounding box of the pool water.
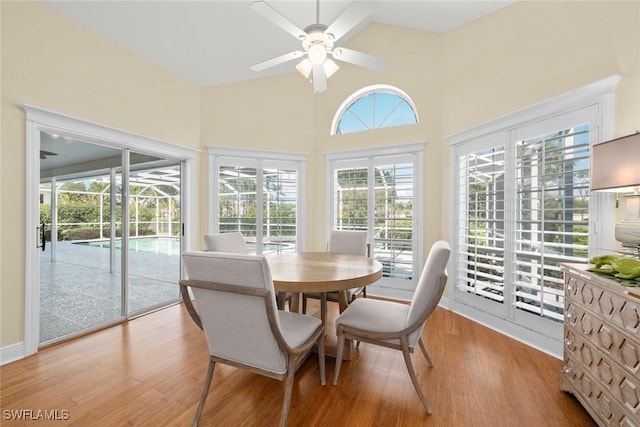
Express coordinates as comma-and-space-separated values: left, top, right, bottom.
77, 237, 181, 255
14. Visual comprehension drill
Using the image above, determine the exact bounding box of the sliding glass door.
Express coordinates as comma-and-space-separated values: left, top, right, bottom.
39, 134, 182, 345
127, 155, 182, 316
39, 134, 125, 343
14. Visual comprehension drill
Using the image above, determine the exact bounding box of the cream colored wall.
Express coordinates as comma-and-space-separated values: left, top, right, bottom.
1, 2, 200, 347
441, 0, 640, 239
443, 0, 640, 135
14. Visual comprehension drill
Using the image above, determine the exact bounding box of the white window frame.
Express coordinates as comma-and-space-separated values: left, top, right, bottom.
330, 84, 419, 135
208, 146, 307, 252
447, 75, 621, 358
326, 142, 424, 300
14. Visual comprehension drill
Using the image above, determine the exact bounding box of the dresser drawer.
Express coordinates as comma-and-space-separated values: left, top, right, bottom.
565, 303, 640, 377
565, 272, 640, 336
562, 352, 638, 426
565, 324, 640, 418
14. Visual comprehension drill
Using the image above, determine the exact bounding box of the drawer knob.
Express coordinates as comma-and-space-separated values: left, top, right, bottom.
562, 365, 572, 374
565, 338, 573, 346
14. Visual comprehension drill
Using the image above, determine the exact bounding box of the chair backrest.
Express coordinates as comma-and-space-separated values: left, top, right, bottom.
328, 230, 368, 256
406, 240, 451, 347
181, 251, 287, 374
203, 232, 248, 254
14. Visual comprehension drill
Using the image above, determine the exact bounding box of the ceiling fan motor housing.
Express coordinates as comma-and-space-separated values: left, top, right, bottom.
302, 25, 334, 65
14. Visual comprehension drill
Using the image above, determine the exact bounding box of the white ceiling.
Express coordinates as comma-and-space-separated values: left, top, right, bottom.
41, 0, 517, 87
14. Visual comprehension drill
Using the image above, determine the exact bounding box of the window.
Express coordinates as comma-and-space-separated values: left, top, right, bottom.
209, 147, 305, 255
449, 75, 620, 356
327, 143, 424, 299
456, 122, 591, 321
331, 85, 417, 135
514, 125, 591, 321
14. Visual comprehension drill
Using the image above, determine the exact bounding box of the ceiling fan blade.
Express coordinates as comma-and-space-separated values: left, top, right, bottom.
40, 150, 58, 159
251, 1, 307, 40
325, 1, 378, 42
250, 50, 305, 72
332, 47, 387, 71
312, 63, 327, 93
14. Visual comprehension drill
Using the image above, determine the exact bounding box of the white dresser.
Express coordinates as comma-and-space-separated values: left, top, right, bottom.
560, 263, 640, 426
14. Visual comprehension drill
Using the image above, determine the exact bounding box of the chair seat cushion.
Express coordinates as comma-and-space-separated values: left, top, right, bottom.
278, 310, 322, 349
336, 298, 409, 334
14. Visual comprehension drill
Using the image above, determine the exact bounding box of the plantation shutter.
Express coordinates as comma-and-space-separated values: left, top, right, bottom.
334, 165, 369, 229
452, 105, 598, 332
218, 165, 259, 238
262, 167, 298, 248
455, 143, 506, 306
372, 161, 414, 280
513, 121, 592, 322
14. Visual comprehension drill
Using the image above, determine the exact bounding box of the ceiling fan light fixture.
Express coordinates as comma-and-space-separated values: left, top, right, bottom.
323, 58, 339, 78
308, 43, 327, 65
296, 58, 312, 79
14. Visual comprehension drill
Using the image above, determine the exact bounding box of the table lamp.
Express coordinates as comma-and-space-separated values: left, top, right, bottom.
591, 131, 640, 248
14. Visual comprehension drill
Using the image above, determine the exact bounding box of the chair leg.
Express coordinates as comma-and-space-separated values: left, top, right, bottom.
192, 358, 216, 427
333, 331, 345, 385
400, 339, 432, 414
302, 294, 307, 314
418, 338, 434, 368
276, 292, 285, 310
318, 332, 326, 385
280, 356, 296, 427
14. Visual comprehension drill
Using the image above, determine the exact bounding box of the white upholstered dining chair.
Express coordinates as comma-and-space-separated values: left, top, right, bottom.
302, 230, 370, 324
203, 231, 248, 254
204, 232, 291, 309
181, 251, 325, 427
332, 240, 451, 414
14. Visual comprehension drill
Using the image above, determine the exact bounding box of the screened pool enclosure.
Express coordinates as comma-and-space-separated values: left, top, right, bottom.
39, 141, 183, 345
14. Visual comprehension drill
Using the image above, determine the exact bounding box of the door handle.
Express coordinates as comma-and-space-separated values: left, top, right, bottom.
37, 223, 46, 252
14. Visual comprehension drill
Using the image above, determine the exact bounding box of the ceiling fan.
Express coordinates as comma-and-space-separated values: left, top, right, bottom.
40, 150, 58, 160
250, 0, 387, 93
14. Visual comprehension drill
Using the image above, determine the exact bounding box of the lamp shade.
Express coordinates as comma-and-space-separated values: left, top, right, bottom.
591, 131, 640, 192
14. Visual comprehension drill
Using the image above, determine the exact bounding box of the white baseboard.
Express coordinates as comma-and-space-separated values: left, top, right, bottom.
1, 341, 25, 366
438, 296, 451, 309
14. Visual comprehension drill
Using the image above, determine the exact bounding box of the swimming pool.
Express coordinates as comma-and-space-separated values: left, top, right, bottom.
76, 237, 181, 255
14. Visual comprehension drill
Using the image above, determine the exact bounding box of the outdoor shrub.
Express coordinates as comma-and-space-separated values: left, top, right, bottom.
65, 228, 101, 241
58, 204, 101, 224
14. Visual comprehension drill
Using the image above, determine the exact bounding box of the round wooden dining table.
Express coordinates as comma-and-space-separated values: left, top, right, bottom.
267, 252, 382, 360
267, 251, 382, 310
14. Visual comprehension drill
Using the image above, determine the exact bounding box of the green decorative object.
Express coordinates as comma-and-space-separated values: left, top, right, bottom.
613, 257, 640, 279
588, 255, 619, 274
588, 255, 640, 281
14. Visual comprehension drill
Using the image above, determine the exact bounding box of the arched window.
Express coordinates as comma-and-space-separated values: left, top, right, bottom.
331, 85, 418, 135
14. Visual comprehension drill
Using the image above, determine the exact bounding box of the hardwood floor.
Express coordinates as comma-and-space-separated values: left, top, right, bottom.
1, 301, 596, 426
